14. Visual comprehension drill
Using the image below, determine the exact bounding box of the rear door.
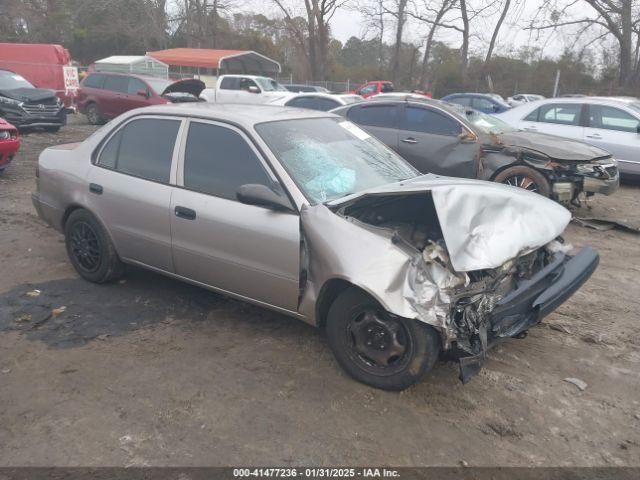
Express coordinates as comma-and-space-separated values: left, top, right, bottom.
346, 103, 400, 151
101, 75, 130, 118
170, 119, 300, 311
87, 115, 183, 271
397, 103, 476, 176
583, 104, 640, 175
520, 102, 585, 140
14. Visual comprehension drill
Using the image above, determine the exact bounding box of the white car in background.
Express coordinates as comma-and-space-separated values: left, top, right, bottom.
268, 92, 363, 111
507, 94, 545, 107
495, 96, 640, 177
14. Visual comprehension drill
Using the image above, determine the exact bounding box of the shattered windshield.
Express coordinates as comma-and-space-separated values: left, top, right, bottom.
256, 117, 418, 203
450, 104, 517, 134
256, 77, 288, 92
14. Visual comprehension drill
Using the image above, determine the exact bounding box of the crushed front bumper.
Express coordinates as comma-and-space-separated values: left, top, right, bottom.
582, 173, 619, 196
458, 246, 599, 382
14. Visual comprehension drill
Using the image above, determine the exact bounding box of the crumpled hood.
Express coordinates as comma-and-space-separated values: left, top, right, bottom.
496, 131, 611, 162
0, 88, 57, 103
330, 175, 571, 272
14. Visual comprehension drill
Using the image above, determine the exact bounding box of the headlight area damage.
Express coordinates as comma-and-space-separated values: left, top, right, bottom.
299, 179, 599, 383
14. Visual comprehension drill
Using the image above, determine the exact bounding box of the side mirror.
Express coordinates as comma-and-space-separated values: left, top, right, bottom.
137, 89, 149, 98
237, 184, 294, 212
248, 85, 260, 94
458, 130, 477, 143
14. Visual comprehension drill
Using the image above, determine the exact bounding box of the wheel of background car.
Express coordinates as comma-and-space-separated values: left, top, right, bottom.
325, 287, 440, 390
494, 165, 551, 197
64, 209, 124, 283
85, 102, 104, 125
45, 126, 60, 133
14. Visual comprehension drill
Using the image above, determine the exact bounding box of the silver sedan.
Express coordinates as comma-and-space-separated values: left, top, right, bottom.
32, 103, 599, 389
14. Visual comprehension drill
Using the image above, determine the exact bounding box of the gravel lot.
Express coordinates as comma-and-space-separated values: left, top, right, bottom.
1, 115, 639, 467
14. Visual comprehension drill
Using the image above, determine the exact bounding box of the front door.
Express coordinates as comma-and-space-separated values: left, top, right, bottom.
584, 103, 640, 176
397, 104, 477, 177
86, 116, 183, 271
170, 119, 300, 311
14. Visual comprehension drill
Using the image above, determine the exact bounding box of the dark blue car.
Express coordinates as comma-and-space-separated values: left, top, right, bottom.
441, 93, 511, 114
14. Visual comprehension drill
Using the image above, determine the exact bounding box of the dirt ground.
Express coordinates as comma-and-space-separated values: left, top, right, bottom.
0, 115, 639, 467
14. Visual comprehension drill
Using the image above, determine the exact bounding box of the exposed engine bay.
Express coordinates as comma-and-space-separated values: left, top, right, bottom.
336, 191, 562, 376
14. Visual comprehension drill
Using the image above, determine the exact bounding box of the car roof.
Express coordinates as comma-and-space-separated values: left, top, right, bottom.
126, 102, 334, 127
528, 96, 640, 107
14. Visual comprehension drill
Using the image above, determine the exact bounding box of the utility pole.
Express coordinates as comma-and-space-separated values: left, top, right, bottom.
553, 70, 561, 97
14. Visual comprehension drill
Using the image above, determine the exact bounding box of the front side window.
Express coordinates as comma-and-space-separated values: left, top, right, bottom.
538, 103, 582, 126
97, 118, 180, 183
358, 84, 377, 95
286, 97, 318, 110
127, 78, 148, 95
588, 105, 639, 133
183, 122, 272, 200
449, 96, 472, 107
380, 83, 394, 93
472, 97, 495, 110
239, 78, 259, 92
404, 106, 462, 136
348, 104, 398, 128
256, 118, 417, 203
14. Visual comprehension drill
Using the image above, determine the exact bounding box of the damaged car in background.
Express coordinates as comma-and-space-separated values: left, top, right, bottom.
32, 104, 599, 390
331, 95, 619, 205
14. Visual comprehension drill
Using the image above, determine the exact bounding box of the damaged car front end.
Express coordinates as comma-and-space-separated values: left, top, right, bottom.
312, 179, 599, 384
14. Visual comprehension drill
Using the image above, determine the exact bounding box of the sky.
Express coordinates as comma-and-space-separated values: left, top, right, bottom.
253, 0, 597, 61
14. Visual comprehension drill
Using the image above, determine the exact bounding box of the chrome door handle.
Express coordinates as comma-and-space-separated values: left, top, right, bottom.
401, 137, 417, 144
524, 126, 537, 131
586, 134, 602, 139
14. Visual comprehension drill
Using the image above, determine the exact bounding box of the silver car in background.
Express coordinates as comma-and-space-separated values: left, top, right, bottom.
496, 96, 640, 177
32, 104, 598, 390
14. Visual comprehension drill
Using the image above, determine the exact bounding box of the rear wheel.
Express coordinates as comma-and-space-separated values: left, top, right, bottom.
85, 103, 104, 125
64, 209, 124, 283
44, 126, 60, 133
494, 165, 551, 197
325, 288, 440, 390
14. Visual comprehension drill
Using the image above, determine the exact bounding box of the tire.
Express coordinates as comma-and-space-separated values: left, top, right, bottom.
85, 103, 104, 125
325, 287, 440, 390
494, 165, 551, 197
64, 209, 124, 283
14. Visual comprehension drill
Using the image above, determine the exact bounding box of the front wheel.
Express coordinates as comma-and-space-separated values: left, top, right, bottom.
325, 288, 441, 390
85, 103, 104, 125
494, 165, 551, 197
64, 209, 124, 283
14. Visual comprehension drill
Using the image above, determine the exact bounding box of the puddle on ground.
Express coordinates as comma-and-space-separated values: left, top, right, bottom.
0, 269, 225, 348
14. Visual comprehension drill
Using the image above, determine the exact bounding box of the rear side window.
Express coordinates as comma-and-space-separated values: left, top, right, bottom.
103, 75, 129, 93
82, 74, 105, 89
537, 103, 582, 126
183, 122, 272, 200
220, 77, 239, 90
381, 83, 394, 93
588, 105, 639, 133
97, 118, 181, 183
404, 106, 462, 136
348, 104, 398, 128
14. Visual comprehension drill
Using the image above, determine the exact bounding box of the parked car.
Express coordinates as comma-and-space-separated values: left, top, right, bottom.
0, 69, 67, 131
33, 103, 598, 390
0, 118, 19, 173
331, 95, 618, 204
507, 93, 545, 107
441, 93, 511, 114
283, 84, 330, 93
495, 96, 640, 177
199, 75, 291, 104
0, 43, 77, 109
77, 72, 205, 124
351, 81, 395, 98
269, 92, 363, 111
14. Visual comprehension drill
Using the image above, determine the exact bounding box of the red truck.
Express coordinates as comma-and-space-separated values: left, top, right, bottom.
351, 81, 433, 99
0, 43, 78, 109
